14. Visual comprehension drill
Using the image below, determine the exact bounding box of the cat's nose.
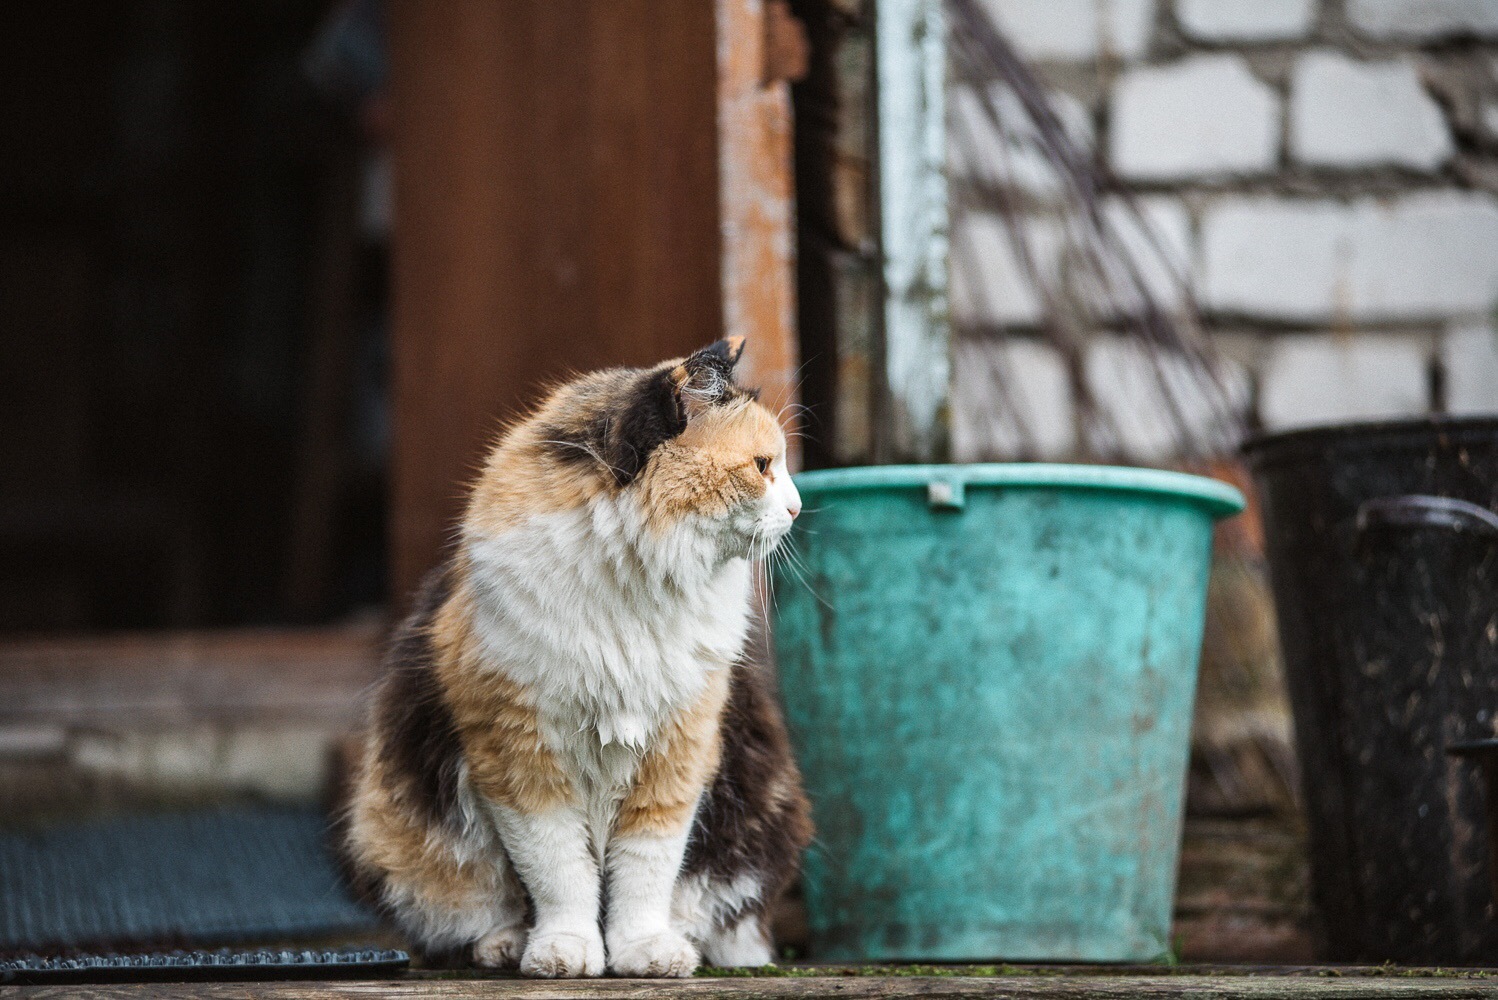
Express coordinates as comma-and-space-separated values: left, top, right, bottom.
787, 501, 801, 520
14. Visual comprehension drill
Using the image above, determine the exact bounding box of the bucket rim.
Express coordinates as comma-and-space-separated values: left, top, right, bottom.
1242, 414, 1498, 460
791, 463, 1245, 519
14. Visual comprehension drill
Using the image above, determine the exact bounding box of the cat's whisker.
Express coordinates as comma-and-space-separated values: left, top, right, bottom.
778, 535, 831, 611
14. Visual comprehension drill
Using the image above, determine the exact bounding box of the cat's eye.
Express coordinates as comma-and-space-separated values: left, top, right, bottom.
754, 456, 771, 475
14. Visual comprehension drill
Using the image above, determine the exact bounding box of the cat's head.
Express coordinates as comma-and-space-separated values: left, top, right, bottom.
525, 338, 800, 560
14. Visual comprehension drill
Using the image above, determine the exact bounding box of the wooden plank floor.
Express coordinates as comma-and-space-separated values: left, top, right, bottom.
9, 970, 1498, 999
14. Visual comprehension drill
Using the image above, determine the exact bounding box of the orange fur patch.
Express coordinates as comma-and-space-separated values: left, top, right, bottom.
465, 437, 602, 538
615, 667, 732, 838
636, 399, 785, 532
432, 581, 575, 814
347, 755, 501, 914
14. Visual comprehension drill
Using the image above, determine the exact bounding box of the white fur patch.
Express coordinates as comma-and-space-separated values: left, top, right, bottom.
465, 492, 753, 821
670, 871, 765, 944
458, 480, 789, 968
703, 915, 773, 968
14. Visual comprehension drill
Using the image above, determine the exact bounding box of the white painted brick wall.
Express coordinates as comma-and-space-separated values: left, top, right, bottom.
1110, 55, 1281, 180
1259, 334, 1431, 430
1084, 338, 1250, 458
950, 199, 1192, 329
975, 0, 1156, 62
1443, 321, 1498, 415
949, 83, 1094, 198
1347, 0, 1498, 40
952, 337, 1076, 459
1200, 192, 1498, 322
1290, 51, 1453, 170
1176, 0, 1315, 42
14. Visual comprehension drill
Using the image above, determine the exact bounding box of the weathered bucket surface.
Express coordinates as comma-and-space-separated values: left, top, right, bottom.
770, 464, 1244, 962
1244, 417, 1498, 964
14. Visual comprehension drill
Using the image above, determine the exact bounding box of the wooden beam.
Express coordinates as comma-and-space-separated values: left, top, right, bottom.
388, 0, 723, 599
717, 0, 803, 460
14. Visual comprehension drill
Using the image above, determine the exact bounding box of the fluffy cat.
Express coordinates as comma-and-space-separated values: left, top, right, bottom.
338, 338, 813, 978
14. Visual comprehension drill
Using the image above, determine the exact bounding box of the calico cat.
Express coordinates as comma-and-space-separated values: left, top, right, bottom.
338, 339, 813, 978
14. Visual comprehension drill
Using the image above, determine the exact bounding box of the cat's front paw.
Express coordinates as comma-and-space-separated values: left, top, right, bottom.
520, 927, 605, 978
473, 926, 528, 969
607, 929, 700, 978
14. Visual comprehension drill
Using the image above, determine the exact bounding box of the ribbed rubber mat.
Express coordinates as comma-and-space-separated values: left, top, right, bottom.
0, 948, 408, 984
0, 807, 378, 952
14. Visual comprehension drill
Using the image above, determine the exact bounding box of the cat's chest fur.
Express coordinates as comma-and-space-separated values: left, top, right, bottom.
464, 497, 752, 789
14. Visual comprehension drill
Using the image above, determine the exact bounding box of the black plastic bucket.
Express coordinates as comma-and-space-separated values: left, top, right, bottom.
1245, 417, 1498, 964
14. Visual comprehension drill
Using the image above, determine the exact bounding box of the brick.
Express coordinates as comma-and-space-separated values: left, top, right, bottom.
952, 199, 1192, 330
975, 0, 1155, 63
1347, 0, 1498, 40
1198, 198, 1343, 321
1200, 193, 1498, 322
1443, 321, 1498, 414
1176, 0, 1315, 41
949, 84, 1093, 198
1102, 195, 1194, 312
1482, 102, 1498, 142
1084, 338, 1250, 458
1259, 335, 1431, 431
951, 337, 1075, 460
950, 211, 1051, 328
1110, 55, 1280, 180
1290, 51, 1453, 171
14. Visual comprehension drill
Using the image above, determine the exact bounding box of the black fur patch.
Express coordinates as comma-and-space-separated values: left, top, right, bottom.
539, 368, 685, 487
372, 566, 466, 828
609, 367, 690, 485
683, 617, 814, 925
541, 341, 757, 488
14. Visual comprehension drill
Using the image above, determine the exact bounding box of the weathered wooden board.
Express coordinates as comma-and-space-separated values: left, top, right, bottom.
9, 974, 1498, 1000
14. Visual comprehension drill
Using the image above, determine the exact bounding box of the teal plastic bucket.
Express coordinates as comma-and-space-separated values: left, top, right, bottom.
770, 464, 1244, 962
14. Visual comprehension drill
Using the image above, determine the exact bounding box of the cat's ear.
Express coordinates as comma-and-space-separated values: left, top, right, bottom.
669, 338, 746, 419
707, 336, 747, 366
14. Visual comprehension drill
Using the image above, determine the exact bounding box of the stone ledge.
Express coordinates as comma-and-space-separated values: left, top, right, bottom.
0, 626, 382, 728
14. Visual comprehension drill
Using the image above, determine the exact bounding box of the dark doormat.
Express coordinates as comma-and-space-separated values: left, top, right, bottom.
0, 806, 379, 953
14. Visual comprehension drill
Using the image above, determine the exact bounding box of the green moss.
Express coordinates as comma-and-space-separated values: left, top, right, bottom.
695, 964, 1055, 979
692, 963, 1498, 981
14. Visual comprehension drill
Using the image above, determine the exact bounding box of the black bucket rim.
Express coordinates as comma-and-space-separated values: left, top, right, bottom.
1243, 415, 1498, 468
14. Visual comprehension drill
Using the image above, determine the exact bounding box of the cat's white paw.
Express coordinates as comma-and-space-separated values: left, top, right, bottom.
520, 928, 605, 978
473, 926, 528, 969
607, 929, 700, 978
